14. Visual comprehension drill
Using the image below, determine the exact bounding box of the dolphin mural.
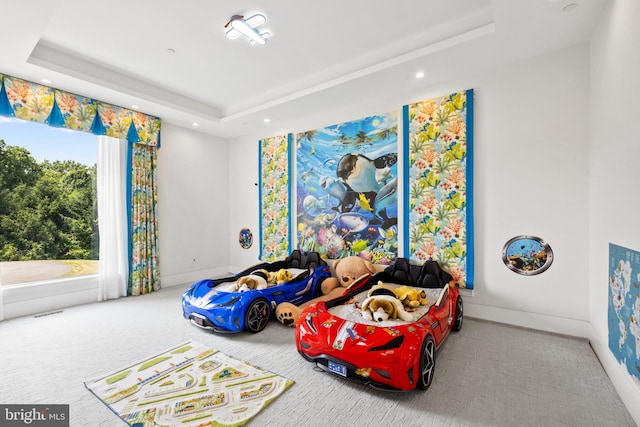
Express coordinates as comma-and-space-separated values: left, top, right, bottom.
336, 153, 397, 193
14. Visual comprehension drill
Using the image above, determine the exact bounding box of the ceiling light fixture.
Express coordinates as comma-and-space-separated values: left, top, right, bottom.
192, 123, 199, 127
562, 3, 578, 12
416, 72, 425, 79
41, 79, 51, 84
225, 14, 270, 45
264, 118, 270, 123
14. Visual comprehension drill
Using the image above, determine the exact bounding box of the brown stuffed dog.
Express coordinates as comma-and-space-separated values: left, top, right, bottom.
234, 269, 271, 292
275, 256, 378, 326
362, 282, 414, 322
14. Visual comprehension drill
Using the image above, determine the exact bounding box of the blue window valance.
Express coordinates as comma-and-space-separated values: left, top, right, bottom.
0, 73, 161, 147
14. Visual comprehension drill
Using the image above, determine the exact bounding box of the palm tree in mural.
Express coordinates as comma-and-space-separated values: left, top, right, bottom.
298, 130, 317, 143
335, 132, 351, 148
374, 127, 397, 142
354, 130, 374, 146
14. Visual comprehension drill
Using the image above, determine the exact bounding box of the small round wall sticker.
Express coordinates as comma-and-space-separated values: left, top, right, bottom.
239, 228, 253, 249
502, 235, 553, 276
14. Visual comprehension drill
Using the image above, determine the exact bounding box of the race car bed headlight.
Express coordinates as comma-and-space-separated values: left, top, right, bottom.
368, 335, 405, 352
305, 313, 318, 335
218, 296, 241, 307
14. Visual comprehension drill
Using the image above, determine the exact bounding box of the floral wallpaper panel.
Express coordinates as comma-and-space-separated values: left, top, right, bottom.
404, 89, 474, 288
259, 134, 291, 261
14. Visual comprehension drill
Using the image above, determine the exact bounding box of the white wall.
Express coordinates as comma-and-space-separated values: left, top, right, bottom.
157, 123, 232, 286
228, 138, 262, 271
228, 44, 591, 337
589, 0, 640, 423
468, 45, 590, 337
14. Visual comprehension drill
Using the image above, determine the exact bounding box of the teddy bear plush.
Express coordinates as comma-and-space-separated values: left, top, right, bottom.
393, 285, 429, 310
361, 282, 414, 322
275, 256, 378, 326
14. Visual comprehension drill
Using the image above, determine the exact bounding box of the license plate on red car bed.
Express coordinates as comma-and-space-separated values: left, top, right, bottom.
327, 360, 347, 377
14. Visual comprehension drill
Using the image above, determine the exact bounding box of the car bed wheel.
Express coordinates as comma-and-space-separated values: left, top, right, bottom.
417, 335, 436, 390
452, 295, 463, 332
244, 298, 270, 333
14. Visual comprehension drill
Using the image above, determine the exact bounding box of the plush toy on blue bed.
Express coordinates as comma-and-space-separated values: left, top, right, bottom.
274, 268, 293, 285
234, 269, 272, 292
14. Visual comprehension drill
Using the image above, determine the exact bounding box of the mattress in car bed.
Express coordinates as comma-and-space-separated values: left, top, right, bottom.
327, 283, 443, 327
216, 267, 309, 292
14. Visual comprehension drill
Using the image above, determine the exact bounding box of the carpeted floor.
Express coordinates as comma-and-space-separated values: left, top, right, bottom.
0, 284, 635, 426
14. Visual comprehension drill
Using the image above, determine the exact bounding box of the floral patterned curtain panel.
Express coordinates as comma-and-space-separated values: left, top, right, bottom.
259, 134, 292, 261
0, 72, 162, 295
128, 143, 160, 295
404, 89, 474, 289
0, 74, 161, 146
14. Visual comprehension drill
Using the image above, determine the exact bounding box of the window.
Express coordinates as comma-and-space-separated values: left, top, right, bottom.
0, 117, 99, 286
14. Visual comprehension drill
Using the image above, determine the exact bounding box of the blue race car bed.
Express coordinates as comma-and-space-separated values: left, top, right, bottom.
182, 250, 332, 333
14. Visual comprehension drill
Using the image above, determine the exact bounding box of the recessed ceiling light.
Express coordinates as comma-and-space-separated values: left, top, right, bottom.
563, 3, 578, 12
192, 122, 199, 127
264, 118, 270, 123
41, 79, 51, 84
415, 72, 425, 79
167, 48, 176, 54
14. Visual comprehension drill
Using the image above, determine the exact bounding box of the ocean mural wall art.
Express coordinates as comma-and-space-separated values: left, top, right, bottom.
257, 89, 475, 286
296, 112, 399, 264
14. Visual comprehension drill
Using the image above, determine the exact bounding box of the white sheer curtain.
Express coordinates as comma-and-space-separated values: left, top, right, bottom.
97, 136, 128, 301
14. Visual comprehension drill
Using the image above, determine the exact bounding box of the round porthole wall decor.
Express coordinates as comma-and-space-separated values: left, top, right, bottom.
502, 235, 553, 276
239, 228, 253, 249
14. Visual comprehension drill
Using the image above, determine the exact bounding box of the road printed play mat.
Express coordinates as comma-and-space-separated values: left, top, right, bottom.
85, 340, 293, 426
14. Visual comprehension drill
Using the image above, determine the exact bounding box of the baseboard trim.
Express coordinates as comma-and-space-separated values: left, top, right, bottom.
464, 300, 590, 337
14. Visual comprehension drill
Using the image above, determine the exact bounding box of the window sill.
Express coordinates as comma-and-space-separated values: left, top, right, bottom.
2, 275, 99, 319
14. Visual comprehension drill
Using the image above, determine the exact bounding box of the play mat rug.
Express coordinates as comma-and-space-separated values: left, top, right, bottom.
84, 340, 293, 426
